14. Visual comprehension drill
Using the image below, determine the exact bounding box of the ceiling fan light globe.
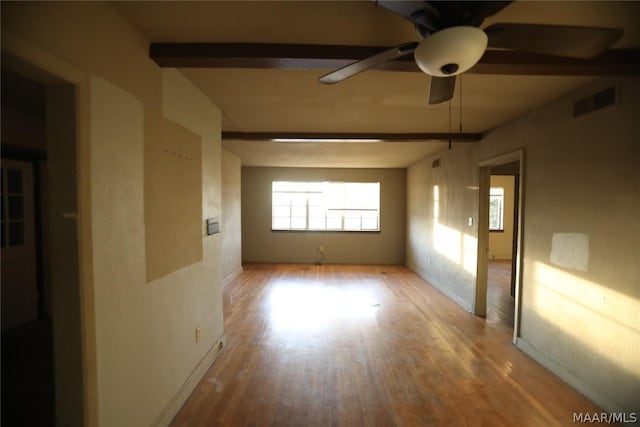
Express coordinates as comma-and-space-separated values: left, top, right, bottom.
414, 26, 488, 77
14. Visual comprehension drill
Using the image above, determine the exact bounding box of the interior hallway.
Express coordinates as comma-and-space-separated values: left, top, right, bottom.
171, 264, 600, 426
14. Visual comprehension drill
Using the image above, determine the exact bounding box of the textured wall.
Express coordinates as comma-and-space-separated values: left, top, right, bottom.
2, 3, 224, 425
407, 77, 640, 411
221, 150, 243, 283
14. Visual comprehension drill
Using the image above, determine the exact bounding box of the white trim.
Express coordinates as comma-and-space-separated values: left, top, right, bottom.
152, 335, 226, 427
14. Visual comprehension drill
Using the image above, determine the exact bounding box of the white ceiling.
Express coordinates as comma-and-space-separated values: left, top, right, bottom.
115, 1, 640, 168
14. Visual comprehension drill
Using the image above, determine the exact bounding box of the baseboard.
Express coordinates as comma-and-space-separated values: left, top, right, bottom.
406, 261, 473, 313
222, 266, 243, 287
516, 337, 621, 412
152, 335, 226, 427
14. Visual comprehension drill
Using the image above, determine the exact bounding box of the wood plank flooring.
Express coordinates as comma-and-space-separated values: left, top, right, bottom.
171, 264, 602, 426
487, 260, 515, 330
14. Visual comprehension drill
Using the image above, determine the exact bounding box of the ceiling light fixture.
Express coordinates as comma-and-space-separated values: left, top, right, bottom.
414, 26, 488, 77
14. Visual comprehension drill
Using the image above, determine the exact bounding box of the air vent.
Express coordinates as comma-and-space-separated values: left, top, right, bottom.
573, 86, 617, 118
432, 158, 441, 168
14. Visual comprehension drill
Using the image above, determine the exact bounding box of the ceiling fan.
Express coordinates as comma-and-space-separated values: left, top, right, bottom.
318, 1, 623, 104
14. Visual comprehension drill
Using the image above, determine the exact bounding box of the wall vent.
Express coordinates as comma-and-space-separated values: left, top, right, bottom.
573, 86, 616, 118
432, 158, 441, 168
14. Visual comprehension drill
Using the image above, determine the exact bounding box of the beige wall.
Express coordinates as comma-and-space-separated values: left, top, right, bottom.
2, 3, 224, 426
221, 149, 243, 283
406, 146, 479, 310
488, 175, 515, 260
243, 167, 406, 264
407, 77, 640, 411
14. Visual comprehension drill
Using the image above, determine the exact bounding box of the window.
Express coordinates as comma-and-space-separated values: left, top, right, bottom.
489, 187, 504, 231
272, 181, 380, 232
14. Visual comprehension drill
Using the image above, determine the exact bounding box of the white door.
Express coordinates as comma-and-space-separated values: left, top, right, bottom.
1, 159, 38, 331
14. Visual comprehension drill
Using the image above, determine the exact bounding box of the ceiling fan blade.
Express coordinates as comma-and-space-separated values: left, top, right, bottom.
485, 23, 623, 59
376, 1, 439, 32
428, 75, 456, 104
318, 42, 418, 84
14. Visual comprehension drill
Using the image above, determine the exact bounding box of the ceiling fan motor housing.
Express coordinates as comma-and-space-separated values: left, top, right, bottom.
414, 26, 488, 77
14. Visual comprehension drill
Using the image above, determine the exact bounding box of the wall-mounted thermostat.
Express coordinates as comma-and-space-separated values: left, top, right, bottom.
206, 218, 220, 236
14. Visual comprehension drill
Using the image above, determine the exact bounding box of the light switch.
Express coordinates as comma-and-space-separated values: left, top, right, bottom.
468, 217, 473, 226
206, 218, 219, 235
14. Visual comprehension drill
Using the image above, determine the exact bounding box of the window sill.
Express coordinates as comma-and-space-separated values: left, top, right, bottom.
271, 229, 381, 234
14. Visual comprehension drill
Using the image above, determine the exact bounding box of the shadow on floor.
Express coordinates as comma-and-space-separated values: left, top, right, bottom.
2, 318, 55, 427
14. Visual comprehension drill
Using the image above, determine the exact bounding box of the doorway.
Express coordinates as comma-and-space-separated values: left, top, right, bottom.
1, 61, 82, 425
475, 150, 524, 343
486, 171, 518, 330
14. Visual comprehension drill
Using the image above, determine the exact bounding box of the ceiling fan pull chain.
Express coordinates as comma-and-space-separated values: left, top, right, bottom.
459, 74, 463, 133
448, 99, 452, 150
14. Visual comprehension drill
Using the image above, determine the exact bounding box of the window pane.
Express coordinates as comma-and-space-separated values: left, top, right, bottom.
490, 187, 504, 197
290, 194, 306, 206
272, 193, 291, 205
308, 218, 325, 230
273, 218, 290, 229
9, 196, 24, 220
273, 206, 290, 217
291, 217, 306, 229
291, 205, 306, 217
308, 206, 325, 218
362, 218, 378, 230
326, 217, 342, 229
7, 169, 23, 193
344, 216, 361, 230
9, 221, 24, 246
307, 193, 324, 205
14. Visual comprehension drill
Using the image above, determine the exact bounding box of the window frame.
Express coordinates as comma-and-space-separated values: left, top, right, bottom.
271, 181, 381, 233
489, 186, 505, 232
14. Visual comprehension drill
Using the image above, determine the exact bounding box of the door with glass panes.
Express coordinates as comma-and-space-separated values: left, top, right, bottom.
1, 159, 38, 331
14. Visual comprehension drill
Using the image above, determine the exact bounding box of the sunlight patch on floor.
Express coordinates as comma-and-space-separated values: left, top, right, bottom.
268, 284, 379, 333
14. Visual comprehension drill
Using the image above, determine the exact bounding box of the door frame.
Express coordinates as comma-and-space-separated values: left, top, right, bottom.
1, 50, 88, 425
474, 149, 525, 343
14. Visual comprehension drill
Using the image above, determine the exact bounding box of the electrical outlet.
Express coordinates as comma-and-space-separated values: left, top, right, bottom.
195, 326, 201, 343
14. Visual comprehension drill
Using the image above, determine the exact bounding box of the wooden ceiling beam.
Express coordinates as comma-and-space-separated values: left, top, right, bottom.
150, 43, 417, 71
470, 49, 640, 76
150, 43, 640, 76
222, 132, 483, 143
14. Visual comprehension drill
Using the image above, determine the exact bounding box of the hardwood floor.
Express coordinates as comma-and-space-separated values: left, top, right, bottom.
487, 260, 515, 330
171, 264, 601, 426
